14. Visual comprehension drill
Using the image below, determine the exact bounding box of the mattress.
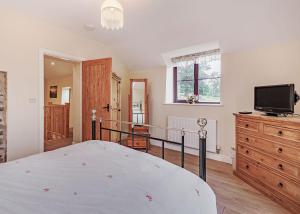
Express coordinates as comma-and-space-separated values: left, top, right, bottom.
0, 141, 217, 214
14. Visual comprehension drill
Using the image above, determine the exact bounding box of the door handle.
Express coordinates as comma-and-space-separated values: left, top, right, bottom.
103, 104, 110, 112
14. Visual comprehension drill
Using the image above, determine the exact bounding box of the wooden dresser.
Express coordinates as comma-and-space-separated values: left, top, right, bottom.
127, 126, 150, 150
234, 113, 300, 213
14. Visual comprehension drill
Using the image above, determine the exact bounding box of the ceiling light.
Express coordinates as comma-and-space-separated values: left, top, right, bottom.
101, 0, 124, 30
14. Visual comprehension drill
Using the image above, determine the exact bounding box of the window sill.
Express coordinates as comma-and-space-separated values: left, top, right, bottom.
163, 102, 224, 107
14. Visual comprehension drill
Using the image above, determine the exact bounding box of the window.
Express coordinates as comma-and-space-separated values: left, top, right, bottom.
61, 87, 71, 104
173, 50, 221, 104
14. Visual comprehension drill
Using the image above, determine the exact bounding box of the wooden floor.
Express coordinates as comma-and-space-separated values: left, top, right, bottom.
148, 145, 291, 214
45, 128, 73, 152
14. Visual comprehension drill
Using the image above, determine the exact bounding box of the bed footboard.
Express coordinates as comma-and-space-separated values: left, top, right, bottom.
91, 110, 208, 181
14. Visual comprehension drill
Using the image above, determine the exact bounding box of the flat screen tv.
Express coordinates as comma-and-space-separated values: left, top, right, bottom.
254, 84, 299, 116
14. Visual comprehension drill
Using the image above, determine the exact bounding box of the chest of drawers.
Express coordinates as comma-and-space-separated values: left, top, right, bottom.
234, 113, 300, 213
126, 126, 150, 150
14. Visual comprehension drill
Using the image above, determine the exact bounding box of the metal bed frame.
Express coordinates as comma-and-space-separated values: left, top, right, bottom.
91, 110, 208, 181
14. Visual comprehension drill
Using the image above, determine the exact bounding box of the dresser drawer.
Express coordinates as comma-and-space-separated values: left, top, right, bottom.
133, 141, 146, 148
237, 133, 256, 144
263, 124, 300, 143
237, 133, 300, 164
238, 157, 300, 202
237, 144, 300, 180
237, 119, 259, 133
127, 139, 147, 149
237, 170, 300, 213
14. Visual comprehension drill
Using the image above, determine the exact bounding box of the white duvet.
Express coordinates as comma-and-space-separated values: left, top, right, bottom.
0, 141, 217, 214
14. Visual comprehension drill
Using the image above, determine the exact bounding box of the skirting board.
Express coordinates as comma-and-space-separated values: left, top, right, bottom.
150, 140, 232, 164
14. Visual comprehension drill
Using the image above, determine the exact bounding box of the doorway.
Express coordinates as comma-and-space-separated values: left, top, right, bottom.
39, 50, 113, 152
43, 55, 81, 151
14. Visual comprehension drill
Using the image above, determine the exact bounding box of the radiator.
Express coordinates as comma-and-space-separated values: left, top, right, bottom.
167, 116, 217, 153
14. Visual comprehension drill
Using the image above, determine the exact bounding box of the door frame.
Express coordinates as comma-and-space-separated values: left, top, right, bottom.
111, 73, 122, 142
112, 72, 122, 120
38, 49, 85, 153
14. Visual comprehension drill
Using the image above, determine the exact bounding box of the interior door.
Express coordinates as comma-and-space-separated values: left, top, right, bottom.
82, 58, 112, 141
111, 73, 121, 142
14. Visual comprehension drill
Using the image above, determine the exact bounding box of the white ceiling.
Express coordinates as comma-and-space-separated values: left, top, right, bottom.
3, 0, 300, 70
44, 56, 75, 80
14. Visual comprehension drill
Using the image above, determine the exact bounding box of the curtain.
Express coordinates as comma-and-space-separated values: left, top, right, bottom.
171, 49, 221, 68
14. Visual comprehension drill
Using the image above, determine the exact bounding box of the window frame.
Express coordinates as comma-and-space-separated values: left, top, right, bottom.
173, 64, 221, 104
61, 87, 71, 105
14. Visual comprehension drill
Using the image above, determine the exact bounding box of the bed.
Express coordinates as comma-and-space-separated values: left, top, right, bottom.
0, 141, 217, 214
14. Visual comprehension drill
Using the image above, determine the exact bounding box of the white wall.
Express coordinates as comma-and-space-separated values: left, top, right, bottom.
72, 63, 82, 143
0, 10, 129, 160
44, 75, 73, 105
1, 9, 298, 164
129, 41, 300, 163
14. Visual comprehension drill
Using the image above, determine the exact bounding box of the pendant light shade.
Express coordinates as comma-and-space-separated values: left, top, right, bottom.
101, 0, 124, 30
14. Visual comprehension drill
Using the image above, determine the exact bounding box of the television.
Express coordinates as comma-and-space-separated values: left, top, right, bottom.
254, 84, 299, 116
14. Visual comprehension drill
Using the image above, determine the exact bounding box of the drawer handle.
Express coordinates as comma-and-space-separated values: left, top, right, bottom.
246, 165, 249, 170
245, 137, 249, 142
278, 164, 284, 170
245, 150, 249, 154
278, 130, 283, 136
245, 124, 249, 128
277, 182, 284, 188
277, 148, 283, 153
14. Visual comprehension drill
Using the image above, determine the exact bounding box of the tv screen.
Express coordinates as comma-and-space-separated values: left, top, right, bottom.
254, 84, 295, 114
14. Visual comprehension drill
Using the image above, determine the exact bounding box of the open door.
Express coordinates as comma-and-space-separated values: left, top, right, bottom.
82, 58, 112, 141
111, 73, 121, 143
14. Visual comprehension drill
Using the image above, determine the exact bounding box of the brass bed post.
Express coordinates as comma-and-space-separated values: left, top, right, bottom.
161, 140, 165, 159
119, 121, 122, 144
92, 110, 96, 140
181, 129, 185, 168
131, 123, 135, 148
99, 117, 103, 140
198, 118, 207, 181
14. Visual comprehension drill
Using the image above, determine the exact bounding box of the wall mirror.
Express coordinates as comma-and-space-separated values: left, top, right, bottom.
127, 79, 149, 150
129, 79, 148, 126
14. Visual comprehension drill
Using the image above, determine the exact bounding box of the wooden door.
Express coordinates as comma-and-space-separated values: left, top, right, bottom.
111, 73, 121, 142
82, 58, 112, 141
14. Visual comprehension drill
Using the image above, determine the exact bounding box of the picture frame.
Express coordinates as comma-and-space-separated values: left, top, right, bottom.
50, 86, 58, 98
